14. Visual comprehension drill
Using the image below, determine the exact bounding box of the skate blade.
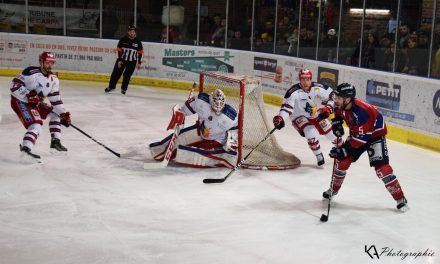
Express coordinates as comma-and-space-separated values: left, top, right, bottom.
398, 205, 410, 213
50, 149, 68, 155
20, 153, 42, 164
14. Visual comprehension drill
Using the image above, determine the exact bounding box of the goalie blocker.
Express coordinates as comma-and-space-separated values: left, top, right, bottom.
149, 89, 239, 168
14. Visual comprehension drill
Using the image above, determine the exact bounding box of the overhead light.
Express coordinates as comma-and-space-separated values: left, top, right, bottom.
350, 8, 390, 15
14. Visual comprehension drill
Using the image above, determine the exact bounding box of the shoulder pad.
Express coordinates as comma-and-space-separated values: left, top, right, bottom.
311, 82, 325, 89
284, 84, 301, 99
222, 104, 237, 120
22, 66, 41, 76
197, 92, 211, 104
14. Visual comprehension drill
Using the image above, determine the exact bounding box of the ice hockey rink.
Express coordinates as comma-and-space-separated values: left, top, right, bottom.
0, 77, 439, 264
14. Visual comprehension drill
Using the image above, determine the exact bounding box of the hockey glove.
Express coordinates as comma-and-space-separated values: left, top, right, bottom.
318, 105, 333, 120
329, 141, 351, 160
166, 104, 185, 130
223, 130, 238, 152
273, 115, 285, 130
60, 112, 71, 127
26, 91, 40, 106
331, 116, 344, 137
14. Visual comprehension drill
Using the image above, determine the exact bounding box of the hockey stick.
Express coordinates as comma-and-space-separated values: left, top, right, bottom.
203, 127, 277, 184
52, 112, 121, 157
320, 137, 341, 222
144, 82, 196, 169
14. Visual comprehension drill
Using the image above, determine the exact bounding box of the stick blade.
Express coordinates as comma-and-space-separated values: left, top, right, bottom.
203, 178, 226, 184
320, 214, 328, 222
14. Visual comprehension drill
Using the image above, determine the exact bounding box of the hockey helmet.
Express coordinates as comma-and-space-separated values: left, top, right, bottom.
335, 83, 356, 98
39, 51, 56, 63
211, 89, 226, 115
298, 69, 312, 80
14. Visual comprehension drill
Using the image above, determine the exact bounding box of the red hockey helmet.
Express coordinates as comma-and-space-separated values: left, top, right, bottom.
39, 51, 56, 63
298, 69, 312, 80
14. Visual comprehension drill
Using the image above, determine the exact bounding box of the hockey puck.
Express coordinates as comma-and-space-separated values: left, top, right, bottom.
320, 214, 328, 222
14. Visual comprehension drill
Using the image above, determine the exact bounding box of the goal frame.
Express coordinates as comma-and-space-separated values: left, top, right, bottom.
199, 71, 300, 170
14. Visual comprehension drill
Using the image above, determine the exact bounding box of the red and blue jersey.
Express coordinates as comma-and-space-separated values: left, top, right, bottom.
335, 98, 387, 148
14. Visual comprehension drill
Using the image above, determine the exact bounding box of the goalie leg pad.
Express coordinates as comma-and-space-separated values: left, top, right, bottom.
149, 125, 200, 161
175, 145, 237, 168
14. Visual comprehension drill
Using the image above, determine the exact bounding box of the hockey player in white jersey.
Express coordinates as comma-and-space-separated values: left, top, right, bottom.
273, 69, 338, 166
149, 89, 239, 168
10, 51, 71, 161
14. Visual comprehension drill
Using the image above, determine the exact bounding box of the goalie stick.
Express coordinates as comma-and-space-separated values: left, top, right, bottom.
144, 82, 196, 169
203, 127, 277, 184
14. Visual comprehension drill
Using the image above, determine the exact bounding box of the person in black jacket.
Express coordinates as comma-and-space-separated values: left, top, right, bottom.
105, 25, 144, 94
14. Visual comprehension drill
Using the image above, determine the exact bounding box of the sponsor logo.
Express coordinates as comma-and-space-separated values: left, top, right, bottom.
164, 48, 195, 57
433, 89, 440, 117
253, 57, 277, 72
317, 67, 339, 88
366, 80, 401, 110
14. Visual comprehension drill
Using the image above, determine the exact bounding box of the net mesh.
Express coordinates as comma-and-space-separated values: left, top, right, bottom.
200, 72, 300, 170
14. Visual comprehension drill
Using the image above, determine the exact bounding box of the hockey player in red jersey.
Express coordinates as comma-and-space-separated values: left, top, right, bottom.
273, 69, 338, 166
323, 83, 408, 212
10, 51, 71, 161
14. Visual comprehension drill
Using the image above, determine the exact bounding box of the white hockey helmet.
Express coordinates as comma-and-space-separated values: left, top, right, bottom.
210, 89, 225, 115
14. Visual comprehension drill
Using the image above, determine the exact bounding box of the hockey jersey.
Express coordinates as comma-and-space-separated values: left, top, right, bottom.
335, 98, 387, 148
10, 66, 66, 115
278, 82, 334, 121
180, 92, 238, 144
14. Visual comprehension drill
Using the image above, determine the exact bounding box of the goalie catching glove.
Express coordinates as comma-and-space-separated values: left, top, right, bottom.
166, 104, 185, 130
223, 130, 238, 152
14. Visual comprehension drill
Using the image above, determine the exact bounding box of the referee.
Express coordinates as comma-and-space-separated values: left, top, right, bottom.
105, 25, 144, 95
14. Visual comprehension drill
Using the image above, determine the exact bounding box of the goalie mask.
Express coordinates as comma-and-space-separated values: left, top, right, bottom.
210, 89, 225, 115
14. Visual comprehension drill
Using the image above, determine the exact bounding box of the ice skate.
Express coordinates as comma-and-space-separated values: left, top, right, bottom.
396, 197, 409, 212
104, 87, 115, 93
50, 137, 68, 153
20, 144, 41, 163
316, 153, 325, 166
322, 188, 338, 199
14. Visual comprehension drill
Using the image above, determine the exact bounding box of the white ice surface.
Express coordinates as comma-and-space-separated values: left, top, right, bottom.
0, 77, 439, 264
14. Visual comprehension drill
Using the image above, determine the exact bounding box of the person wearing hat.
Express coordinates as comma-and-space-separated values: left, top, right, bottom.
105, 25, 144, 95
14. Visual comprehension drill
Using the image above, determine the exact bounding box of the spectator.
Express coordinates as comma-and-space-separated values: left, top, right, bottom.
361, 33, 378, 68
431, 45, 440, 78
402, 37, 420, 75
287, 27, 299, 55
320, 28, 338, 62
211, 18, 226, 47
398, 23, 410, 48
383, 42, 407, 72
229, 30, 250, 50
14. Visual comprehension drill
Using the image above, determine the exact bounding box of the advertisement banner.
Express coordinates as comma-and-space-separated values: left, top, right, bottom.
0, 32, 439, 136
0, 4, 99, 31
317, 66, 338, 88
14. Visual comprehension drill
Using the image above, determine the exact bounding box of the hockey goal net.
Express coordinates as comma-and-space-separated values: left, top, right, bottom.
199, 71, 300, 170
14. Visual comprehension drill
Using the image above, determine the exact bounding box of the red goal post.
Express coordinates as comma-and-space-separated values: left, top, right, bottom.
199, 71, 300, 170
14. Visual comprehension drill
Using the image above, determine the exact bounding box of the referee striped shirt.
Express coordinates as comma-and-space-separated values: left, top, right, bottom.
116, 36, 144, 64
